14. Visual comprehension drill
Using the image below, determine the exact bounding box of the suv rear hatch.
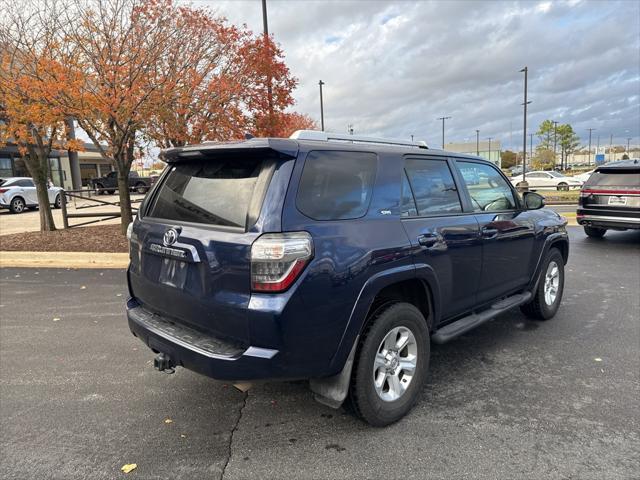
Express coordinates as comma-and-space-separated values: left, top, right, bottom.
579, 166, 640, 217
128, 140, 298, 345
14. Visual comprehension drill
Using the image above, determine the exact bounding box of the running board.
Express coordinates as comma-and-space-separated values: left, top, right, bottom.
432, 292, 532, 344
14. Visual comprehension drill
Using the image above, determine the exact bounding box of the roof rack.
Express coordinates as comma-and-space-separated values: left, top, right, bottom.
290, 130, 428, 149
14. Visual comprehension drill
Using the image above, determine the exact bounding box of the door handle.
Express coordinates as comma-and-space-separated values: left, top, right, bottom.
418, 233, 440, 247
481, 226, 499, 239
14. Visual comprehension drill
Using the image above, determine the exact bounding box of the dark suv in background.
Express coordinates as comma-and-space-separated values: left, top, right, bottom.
578, 159, 640, 237
126, 131, 569, 426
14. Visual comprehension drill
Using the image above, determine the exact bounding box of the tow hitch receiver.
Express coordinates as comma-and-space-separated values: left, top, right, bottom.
154, 352, 176, 374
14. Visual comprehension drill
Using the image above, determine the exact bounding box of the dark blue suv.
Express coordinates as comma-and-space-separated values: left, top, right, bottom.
126, 131, 569, 426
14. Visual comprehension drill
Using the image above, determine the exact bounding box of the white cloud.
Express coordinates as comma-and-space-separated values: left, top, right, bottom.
193, 0, 640, 149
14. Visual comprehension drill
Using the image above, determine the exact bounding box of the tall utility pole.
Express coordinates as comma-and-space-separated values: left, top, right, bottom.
627, 137, 632, 155
529, 133, 533, 164
318, 80, 325, 131
587, 128, 595, 166
596, 135, 600, 163
520, 67, 531, 182
553, 121, 559, 168
487, 137, 493, 163
609, 134, 613, 163
476, 130, 480, 156
261, 0, 274, 136
437, 116, 451, 148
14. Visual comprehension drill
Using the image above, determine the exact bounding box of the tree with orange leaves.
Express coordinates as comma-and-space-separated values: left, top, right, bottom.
0, 0, 83, 231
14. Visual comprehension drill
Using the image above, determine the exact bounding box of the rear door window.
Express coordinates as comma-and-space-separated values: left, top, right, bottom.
296, 150, 377, 220
404, 159, 462, 216
147, 157, 273, 229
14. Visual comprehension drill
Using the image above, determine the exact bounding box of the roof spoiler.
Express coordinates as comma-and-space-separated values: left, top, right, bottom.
159, 138, 299, 163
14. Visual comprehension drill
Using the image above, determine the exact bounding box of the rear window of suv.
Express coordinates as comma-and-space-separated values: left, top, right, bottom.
585, 171, 640, 187
147, 157, 273, 228
296, 151, 377, 220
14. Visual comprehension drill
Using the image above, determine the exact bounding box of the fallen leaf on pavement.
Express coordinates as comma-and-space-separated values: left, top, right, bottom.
53, 318, 61, 322
594, 358, 602, 362
121, 464, 137, 473
164, 418, 173, 424
80, 286, 86, 290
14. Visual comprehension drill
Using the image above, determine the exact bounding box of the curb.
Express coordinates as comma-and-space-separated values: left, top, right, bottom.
0, 251, 129, 269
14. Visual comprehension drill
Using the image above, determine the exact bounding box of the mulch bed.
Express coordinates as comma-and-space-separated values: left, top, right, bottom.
0, 224, 128, 252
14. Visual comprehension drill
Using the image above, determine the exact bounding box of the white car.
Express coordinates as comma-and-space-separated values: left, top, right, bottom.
0, 177, 63, 214
573, 169, 595, 183
510, 171, 583, 191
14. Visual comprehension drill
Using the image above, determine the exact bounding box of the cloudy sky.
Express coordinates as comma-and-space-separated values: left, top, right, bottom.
198, 0, 640, 151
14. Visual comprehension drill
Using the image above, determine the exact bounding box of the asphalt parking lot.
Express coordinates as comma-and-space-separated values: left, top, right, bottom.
1, 227, 638, 479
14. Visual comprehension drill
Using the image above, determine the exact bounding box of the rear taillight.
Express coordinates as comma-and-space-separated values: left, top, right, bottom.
251, 232, 313, 292
0, 189, 7, 194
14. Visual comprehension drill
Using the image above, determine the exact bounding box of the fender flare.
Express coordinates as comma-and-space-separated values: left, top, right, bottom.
528, 232, 569, 292
328, 263, 441, 373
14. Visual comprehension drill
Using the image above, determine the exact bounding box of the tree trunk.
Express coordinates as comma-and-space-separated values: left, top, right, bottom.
116, 162, 133, 235
22, 152, 56, 231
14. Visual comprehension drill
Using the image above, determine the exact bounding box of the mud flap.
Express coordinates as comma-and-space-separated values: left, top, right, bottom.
309, 337, 359, 409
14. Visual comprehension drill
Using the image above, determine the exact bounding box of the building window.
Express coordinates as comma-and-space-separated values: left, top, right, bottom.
0, 157, 12, 178
48, 157, 64, 186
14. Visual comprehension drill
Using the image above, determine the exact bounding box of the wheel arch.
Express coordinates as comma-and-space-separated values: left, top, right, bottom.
528, 233, 569, 292
328, 264, 441, 373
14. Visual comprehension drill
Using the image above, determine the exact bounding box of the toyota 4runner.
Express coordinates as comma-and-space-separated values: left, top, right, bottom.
126, 130, 569, 426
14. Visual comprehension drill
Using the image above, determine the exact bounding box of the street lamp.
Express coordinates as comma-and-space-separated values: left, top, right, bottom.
318, 80, 325, 131
627, 137, 632, 155
261, 0, 274, 135
553, 121, 559, 168
437, 116, 451, 149
476, 130, 480, 156
487, 137, 493, 163
520, 67, 531, 183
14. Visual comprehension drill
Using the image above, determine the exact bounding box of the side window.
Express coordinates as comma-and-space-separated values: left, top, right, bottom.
296, 150, 377, 220
404, 159, 462, 216
457, 161, 517, 212
16, 179, 34, 187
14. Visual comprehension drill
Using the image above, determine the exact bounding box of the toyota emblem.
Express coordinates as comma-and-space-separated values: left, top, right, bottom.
163, 228, 179, 246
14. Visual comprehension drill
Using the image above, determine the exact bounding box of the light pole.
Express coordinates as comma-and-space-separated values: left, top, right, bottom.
318, 80, 325, 131
476, 130, 480, 156
627, 137, 632, 155
596, 135, 600, 164
520, 67, 531, 183
487, 137, 493, 163
609, 134, 613, 163
553, 121, 559, 168
529, 133, 533, 165
261, 0, 274, 135
587, 128, 595, 166
437, 116, 451, 149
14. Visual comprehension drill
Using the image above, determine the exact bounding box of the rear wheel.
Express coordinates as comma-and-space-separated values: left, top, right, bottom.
95, 183, 104, 194
107, 189, 115, 195
349, 302, 429, 427
9, 196, 25, 214
557, 182, 569, 191
584, 226, 606, 238
54, 194, 62, 209
135, 182, 147, 194
521, 248, 564, 320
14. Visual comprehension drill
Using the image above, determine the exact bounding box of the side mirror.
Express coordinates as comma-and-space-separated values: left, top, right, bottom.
523, 191, 545, 210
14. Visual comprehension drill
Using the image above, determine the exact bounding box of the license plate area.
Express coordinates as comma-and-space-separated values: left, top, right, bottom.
158, 257, 188, 289
608, 196, 627, 206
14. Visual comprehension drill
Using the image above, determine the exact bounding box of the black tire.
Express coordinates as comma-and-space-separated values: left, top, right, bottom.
557, 182, 569, 191
349, 302, 429, 427
520, 248, 565, 320
95, 183, 104, 194
584, 226, 606, 238
107, 189, 115, 195
9, 196, 26, 214
54, 194, 62, 209
135, 182, 147, 194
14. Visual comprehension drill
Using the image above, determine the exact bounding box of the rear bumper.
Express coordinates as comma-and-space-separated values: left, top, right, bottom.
127, 299, 309, 381
577, 213, 640, 230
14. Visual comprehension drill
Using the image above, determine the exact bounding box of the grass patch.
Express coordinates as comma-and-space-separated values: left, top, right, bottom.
539, 190, 580, 204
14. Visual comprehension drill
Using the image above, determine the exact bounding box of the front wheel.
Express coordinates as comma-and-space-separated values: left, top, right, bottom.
557, 182, 569, 191
584, 226, 606, 238
521, 248, 565, 320
54, 194, 62, 209
9, 196, 26, 214
135, 183, 147, 194
349, 302, 429, 427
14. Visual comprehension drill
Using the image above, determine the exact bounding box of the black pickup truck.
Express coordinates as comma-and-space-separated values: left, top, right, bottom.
89, 171, 153, 194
